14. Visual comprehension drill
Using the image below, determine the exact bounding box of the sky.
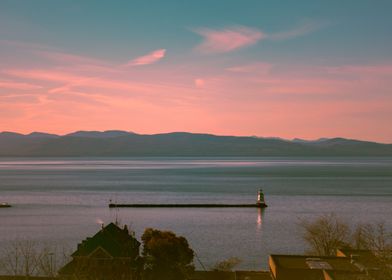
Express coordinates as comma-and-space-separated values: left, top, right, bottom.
0, 0, 392, 143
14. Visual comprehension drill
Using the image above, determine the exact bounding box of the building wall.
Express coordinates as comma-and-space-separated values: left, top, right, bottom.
268, 256, 277, 279
335, 250, 346, 257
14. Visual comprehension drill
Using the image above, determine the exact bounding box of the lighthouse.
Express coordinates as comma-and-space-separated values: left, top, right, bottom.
257, 189, 267, 207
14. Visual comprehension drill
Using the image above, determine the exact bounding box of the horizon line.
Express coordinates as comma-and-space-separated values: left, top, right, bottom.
0, 130, 390, 145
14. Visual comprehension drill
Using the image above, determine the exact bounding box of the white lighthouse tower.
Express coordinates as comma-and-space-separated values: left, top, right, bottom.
257, 189, 267, 207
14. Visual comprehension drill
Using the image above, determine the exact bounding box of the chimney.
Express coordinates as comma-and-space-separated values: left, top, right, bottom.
123, 224, 129, 234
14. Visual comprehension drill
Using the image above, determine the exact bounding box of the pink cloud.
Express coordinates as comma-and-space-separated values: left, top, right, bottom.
267, 21, 329, 40
226, 62, 272, 75
3, 67, 202, 103
325, 65, 392, 76
4, 69, 156, 96
37, 50, 108, 66
2, 41, 392, 142
127, 49, 166, 66
45, 91, 108, 107
0, 80, 43, 90
194, 78, 205, 88
194, 26, 264, 53
4, 69, 87, 83
0, 94, 40, 104
0, 39, 55, 51
193, 21, 327, 54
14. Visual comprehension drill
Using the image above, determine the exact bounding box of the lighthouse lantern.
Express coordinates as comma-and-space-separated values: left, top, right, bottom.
257, 189, 265, 205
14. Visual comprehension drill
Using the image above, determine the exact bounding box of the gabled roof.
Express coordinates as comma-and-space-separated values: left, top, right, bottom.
58, 259, 77, 275
72, 223, 140, 258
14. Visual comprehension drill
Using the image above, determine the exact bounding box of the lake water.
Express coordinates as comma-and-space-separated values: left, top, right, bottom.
0, 157, 391, 270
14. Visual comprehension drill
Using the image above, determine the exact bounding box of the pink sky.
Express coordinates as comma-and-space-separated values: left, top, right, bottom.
1, 39, 392, 143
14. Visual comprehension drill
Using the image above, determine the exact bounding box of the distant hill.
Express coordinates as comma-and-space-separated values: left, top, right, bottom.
0, 131, 391, 157
65, 130, 135, 138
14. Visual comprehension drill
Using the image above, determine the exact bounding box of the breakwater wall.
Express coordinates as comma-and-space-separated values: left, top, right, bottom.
109, 203, 267, 208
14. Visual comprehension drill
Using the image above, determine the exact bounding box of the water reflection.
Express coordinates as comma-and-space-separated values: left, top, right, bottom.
256, 208, 265, 231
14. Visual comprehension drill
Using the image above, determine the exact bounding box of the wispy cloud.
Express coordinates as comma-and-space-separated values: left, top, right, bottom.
2, 39, 392, 142
194, 26, 264, 54
37, 50, 109, 66
0, 39, 55, 51
4, 69, 159, 95
226, 62, 272, 75
127, 49, 166, 66
267, 20, 330, 41
193, 21, 328, 54
0, 94, 40, 104
4, 69, 89, 83
325, 65, 392, 76
0, 80, 43, 90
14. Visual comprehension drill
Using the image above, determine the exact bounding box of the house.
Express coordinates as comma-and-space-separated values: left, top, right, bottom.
190, 270, 272, 280
58, 223, 141, 280
322, 270, 373, 280
269, 255, 362, 280
336, 248, 391, 279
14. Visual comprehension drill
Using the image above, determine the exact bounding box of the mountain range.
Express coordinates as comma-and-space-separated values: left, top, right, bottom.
0, 130, 391, 157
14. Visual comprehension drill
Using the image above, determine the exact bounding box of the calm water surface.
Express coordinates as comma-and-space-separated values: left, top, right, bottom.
0, 157, 391, 269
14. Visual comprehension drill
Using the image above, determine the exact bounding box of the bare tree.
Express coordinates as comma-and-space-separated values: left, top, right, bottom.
352, 223, 389, 249
0, 240, 41, 276
352, 222, 370, 250
300, 214, 392, 279
0, 240, 71, 277
299, 213, 350, 255
0, 241, 21, 275
212, 257, 242, 271
351, 222, 392, 279
36, 246, 69, 277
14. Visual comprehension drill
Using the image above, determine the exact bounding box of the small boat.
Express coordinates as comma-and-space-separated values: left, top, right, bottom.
0, 202, 11, 208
